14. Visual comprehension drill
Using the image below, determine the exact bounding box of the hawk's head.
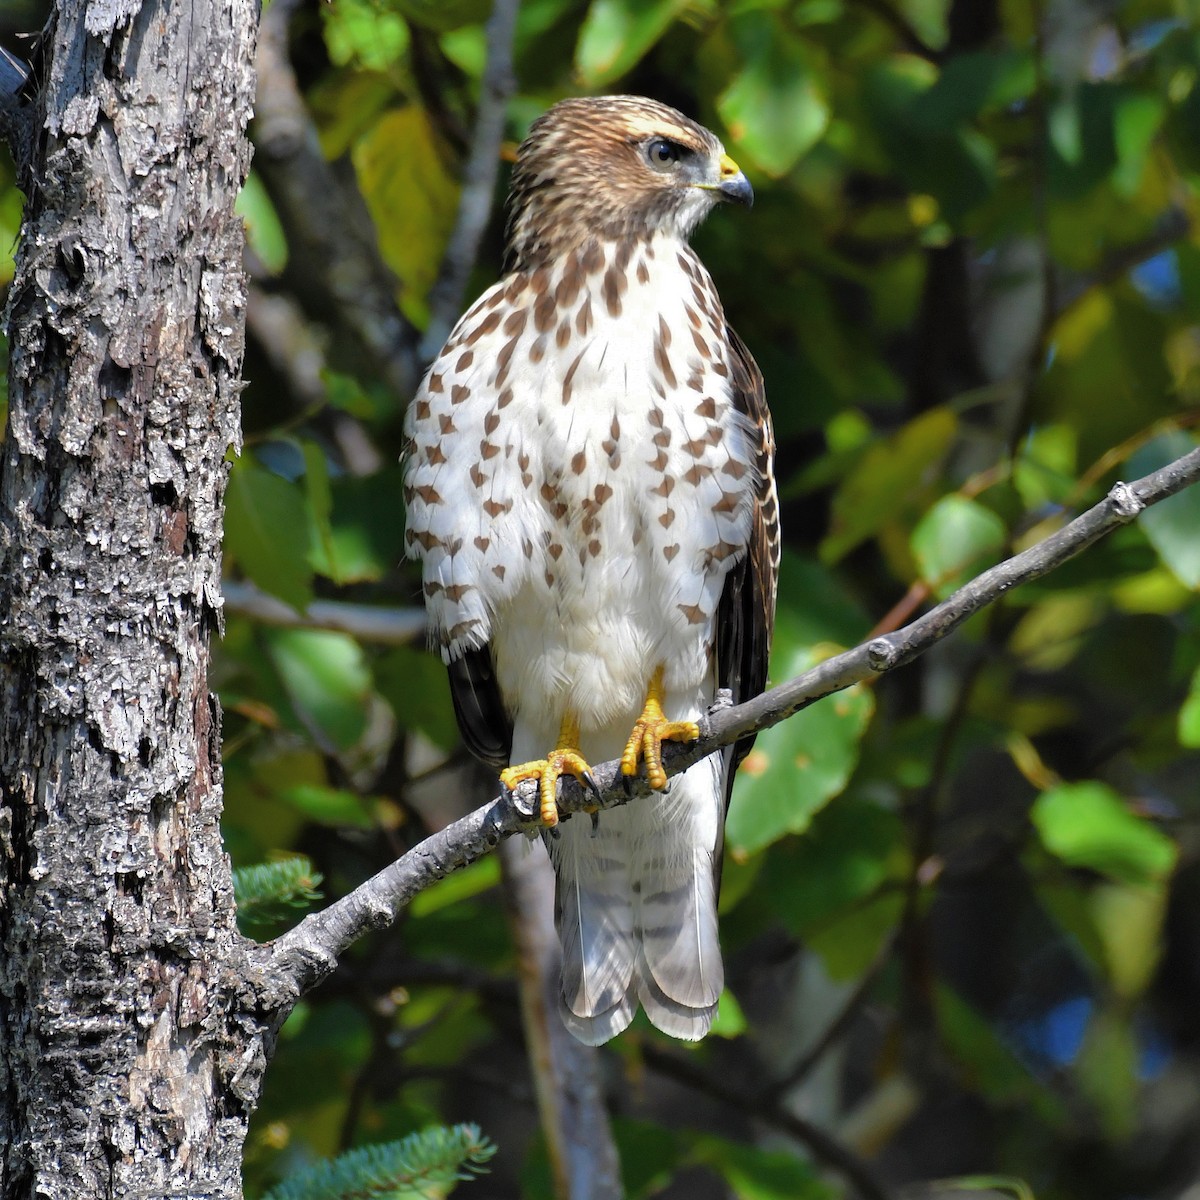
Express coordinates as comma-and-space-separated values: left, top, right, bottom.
506, 95, 753, 270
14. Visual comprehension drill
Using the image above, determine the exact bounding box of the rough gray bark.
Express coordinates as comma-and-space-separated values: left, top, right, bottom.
500, 839, 623, 1200
0, 2, 261, 1196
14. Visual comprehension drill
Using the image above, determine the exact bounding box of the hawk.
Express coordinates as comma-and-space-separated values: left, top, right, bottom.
403, 95, 779, 1044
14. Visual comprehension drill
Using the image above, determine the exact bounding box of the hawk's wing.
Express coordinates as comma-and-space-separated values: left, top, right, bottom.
715, 325, 779, 805
447, 648, 512, 772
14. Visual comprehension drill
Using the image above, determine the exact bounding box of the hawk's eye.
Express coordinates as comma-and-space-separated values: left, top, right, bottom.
645, 138, 684, 171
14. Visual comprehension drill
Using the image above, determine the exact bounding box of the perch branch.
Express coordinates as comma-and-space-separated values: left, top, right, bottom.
419, 0, 521, 362
266, 445, 1200, 996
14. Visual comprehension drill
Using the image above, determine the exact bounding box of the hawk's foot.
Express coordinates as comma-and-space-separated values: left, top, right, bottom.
620, 666, 700, 791
500, 713, 598, 827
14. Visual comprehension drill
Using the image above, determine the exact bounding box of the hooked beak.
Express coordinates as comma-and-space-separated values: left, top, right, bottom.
716, 152, 753, 207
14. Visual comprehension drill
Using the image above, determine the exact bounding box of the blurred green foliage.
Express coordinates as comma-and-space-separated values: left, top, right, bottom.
5, 0, 1200, 1196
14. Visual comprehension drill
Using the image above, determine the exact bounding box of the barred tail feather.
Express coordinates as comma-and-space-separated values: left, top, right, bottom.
547, 807, 637, 1043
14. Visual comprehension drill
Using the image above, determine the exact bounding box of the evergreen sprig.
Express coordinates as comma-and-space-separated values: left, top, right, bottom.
262, 1124, 497, 1200
234, 856, 323, 933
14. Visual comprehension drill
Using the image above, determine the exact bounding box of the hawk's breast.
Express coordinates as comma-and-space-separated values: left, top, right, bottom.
403, 233, 759, 731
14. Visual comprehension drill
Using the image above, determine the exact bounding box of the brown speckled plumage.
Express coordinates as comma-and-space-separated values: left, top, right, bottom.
403, 95, 779, 1044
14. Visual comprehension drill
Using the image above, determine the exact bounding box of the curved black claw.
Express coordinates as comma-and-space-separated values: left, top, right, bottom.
589, 809, 601, 835
581, 770, 601, 801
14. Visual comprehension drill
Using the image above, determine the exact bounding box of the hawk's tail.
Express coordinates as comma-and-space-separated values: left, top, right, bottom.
549, 756, 724, 1045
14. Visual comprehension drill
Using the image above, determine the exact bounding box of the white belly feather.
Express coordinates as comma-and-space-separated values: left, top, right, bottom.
404, 232, 758, 753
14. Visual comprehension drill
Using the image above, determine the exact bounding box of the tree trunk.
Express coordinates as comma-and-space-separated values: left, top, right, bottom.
0, 1, 260, 1195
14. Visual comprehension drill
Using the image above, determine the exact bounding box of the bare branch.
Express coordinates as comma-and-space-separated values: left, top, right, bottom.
221, 580, 426, 645
419, 0, 521, 361
640, 1044, 894, 1200
254, 0, 421, 398
265, 447, 1200, 998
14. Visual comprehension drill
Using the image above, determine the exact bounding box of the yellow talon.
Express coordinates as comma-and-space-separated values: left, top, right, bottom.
500, 713, 597, 827
620, 665, 700, 790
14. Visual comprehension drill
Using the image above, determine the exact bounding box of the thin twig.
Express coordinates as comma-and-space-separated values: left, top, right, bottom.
264, 449, 1200, 999
763, 929, 898, 1104
640, 1044, 893, 1200
221, 579, 426, 645
253, 0, 421, 398
419, 0, 521, 362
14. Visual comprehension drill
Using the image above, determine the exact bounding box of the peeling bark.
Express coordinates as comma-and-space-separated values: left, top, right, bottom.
0, 2, 261, 1196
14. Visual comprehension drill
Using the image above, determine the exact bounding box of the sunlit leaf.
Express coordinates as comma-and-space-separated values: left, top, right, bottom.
237, 171, 288, 275
717, 13, 829, 177
322, 0, 410, 69
575, 0, 695, 87
1129, 431, 1200, 588
692, 1135, 836, 1199
709, 988, 747, 1038
267, 629, 373, 752
822, 407, 958, 563
278, 783, 374, 828
911, 494, 1007, 596
1090, 880, 1167, 999
1181, 664, 1200, 748
354, 106, 460, 326
1031, 781, 1177, 885
725, 634, 874, 856
225, 460, 314, 613
410, 858, 501, 917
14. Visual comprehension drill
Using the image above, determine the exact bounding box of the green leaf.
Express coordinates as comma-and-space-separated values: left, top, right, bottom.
575, 0, 695, 87
1112, 88, 1165, 196
753, 797, 903, 934
717, 14, 829, 177
322, 0, 410, 69
267, 629, 373, 752
725, 633, 874, 856
692, 1136, 836, 1199
937, 985, 1064, 1123
310, 467, 412, 585
911, 48, 1035, 131
1076, 1006, 1138, 1141
354, 107, 460, 326
709, 988, 747, 1038
1030, 781, 1177, 885
301, 440, 342, 584
279, 783, 375, 828
822, 406, 958, 563
895, 0, 950, 48
805, 889, 904, 980
1181, 664, 1200, 748
389, 0, 491, 33
410, 857, 501, 917
376, 645, 460, 751
225, 459, 314, 612
911, 494, 1007, 596
236, 171, 288, 275
1129, 431, 1200, 588
609, 1120, 681, 1200
921, 1178, 1037, 1200
1091, 880, 1167, 1000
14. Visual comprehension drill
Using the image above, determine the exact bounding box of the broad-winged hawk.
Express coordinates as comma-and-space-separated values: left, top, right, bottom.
404, 95, 779, 1044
